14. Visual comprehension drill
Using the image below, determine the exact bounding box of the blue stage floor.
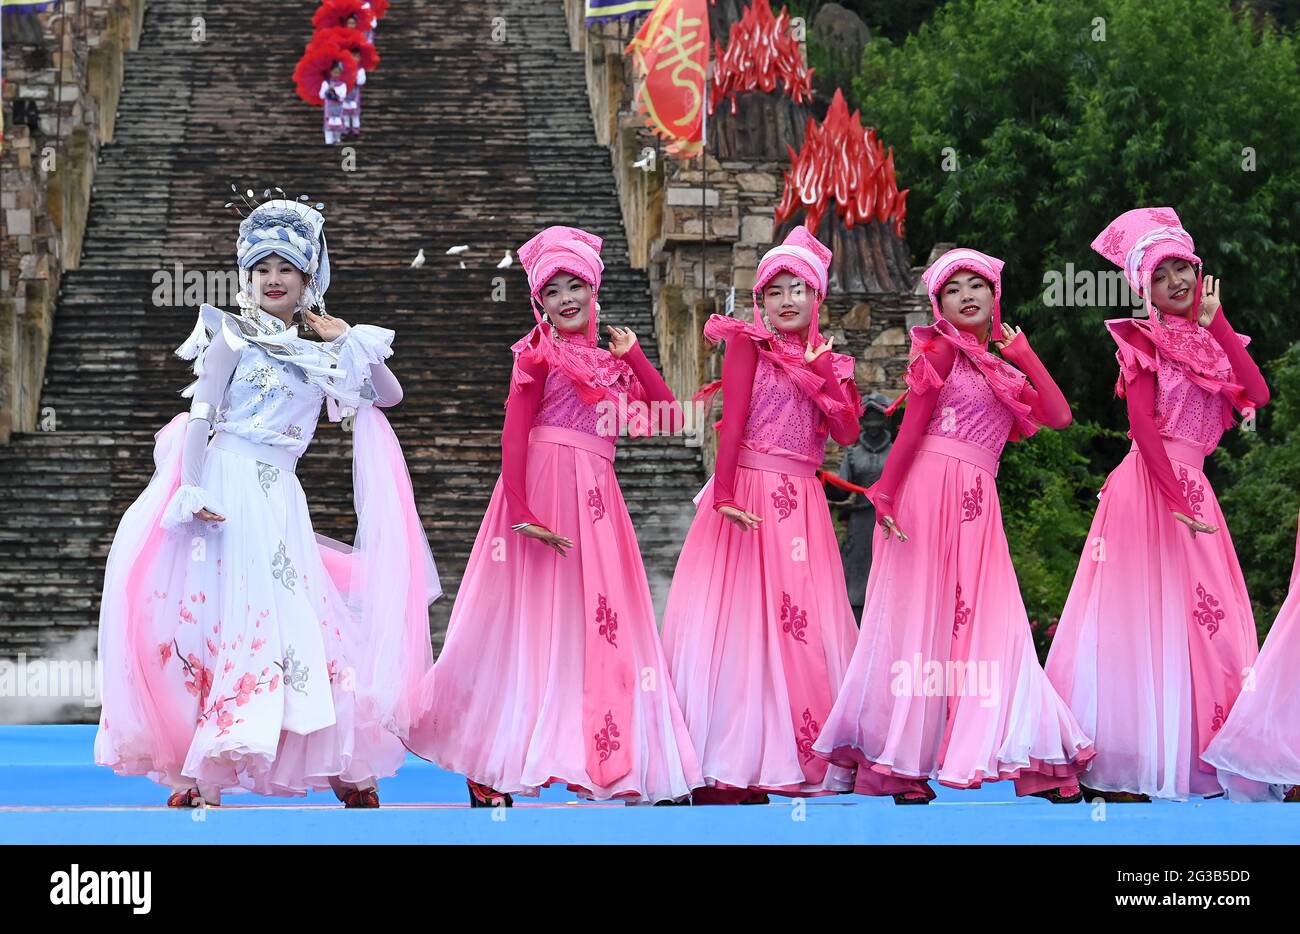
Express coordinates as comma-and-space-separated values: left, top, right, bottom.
2, 725, 1296, 844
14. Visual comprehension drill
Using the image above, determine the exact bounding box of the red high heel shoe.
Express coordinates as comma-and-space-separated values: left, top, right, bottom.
166, 788, 212, 808
467, 778, 512, 808
340, 788, 380, 808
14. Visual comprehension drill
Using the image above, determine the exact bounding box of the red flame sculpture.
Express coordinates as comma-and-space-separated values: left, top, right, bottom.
775, 89, 909, 236
709, 0, 813, 115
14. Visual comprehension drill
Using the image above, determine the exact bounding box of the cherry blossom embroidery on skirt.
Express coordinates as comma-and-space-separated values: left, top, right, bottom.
587, 485, 606, 521
595, 594, 619, 648
1193, 583, 1224, 639
953, 583, 973, 638
594, 711, 621, 763
781, 592, 809, 644
1177, 467, 1205, 518
771, 474, 799, 521
198, 668, 281, 737
960, 475, 984, 523
796, 708, 820, 763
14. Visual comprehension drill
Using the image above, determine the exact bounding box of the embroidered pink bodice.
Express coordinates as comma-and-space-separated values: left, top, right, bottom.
923, 352, 1017, 459
500, 339, 677, 527
1153, 353, 1230, 451
1107, 306, 1269, 514
739, 350, 832, 465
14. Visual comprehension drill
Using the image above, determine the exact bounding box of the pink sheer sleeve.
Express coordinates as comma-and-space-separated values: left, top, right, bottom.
1206, 305, 1270, 409
810, 352, 862, 446
501, 353, 548, 528
711, 330, 758, 512
1126, 367, 1193, 515
622, 341, 683, 434
866, 342, 956, 522
1000, 334, 1072, 430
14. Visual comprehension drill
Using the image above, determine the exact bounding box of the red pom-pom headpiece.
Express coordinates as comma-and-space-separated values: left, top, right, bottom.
312, 0, 378, 32
293, 41, 359, 105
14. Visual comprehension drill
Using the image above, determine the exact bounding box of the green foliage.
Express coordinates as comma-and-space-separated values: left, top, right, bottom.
854, 0, 1300, 429
850, 0, 1300, 627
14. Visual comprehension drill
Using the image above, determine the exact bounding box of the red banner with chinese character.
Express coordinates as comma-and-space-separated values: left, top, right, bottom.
626, 0, 710, 159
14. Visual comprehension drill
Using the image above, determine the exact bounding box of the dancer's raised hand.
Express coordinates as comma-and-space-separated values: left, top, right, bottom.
805, 333, 834, 364
1198, 275, 1222, 327
304, 309, 349, 341
607, 325, 638, 358
994, 323, 1024, 354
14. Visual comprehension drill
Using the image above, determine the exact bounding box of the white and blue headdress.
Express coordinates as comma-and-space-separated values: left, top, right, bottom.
234, 194, 331, 314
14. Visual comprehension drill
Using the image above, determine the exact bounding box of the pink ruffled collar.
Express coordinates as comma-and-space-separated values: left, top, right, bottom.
695, 314, 861, 423
904, 318, 1040, 442
508, 322, 640, 406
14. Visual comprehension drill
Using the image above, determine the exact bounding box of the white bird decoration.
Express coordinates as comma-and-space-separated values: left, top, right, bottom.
497, 250, 513, 269
446, 244, 469, 255
409, 249, 426, 269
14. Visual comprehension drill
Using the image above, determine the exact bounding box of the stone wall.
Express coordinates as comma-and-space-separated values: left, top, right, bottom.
560, 0, 927, 472
0, 0, 146, 444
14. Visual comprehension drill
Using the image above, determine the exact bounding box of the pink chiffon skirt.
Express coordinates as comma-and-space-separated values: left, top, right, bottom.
661, 447, 861, 797
405, 426, 702, 803
813, 436, 1094, 799
1046, 439, 1261, 800
1202, 512, 1300, 801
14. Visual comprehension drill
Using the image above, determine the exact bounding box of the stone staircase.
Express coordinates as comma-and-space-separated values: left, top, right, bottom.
0, 0, 705, 672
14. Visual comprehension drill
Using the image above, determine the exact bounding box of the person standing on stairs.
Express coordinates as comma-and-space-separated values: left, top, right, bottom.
341, 14, 366, 139
1043, 208, 1271, 803
320, 61, 350, 145
660, 227, 865, 804
810, 247, 1093, 805
404, 225, 703, 806
94, 195, 442, 809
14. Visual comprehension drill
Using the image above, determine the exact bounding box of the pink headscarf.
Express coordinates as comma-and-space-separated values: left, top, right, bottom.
752, 226, 832, 345
1091, 206, 1202, 320
921, 247, 1006, 342
1093, 208, 1247, 412
510, 225, 644, 411
518, 225, 605, 344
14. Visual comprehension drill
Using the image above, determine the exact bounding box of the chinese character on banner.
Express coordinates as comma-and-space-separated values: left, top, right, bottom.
626, 0, 710, 160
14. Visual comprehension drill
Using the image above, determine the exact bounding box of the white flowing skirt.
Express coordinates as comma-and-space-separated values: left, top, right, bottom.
125, 437, 405, 795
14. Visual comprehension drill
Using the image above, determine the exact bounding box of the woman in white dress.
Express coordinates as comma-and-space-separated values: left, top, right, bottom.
94, 193, 441, 807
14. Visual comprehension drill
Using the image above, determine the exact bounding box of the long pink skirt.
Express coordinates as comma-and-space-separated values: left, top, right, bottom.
1202, 512, 1300, 801
813, 436, 1094, 799
404, 426, 702, 803
1046, 439, 1260, 800
661, 448, 861, 797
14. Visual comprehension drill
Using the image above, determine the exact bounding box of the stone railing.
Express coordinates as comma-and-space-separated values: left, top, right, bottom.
0, 0, 147, 444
